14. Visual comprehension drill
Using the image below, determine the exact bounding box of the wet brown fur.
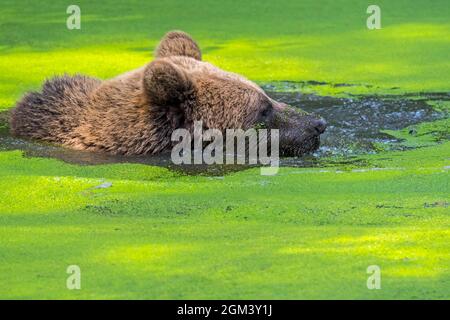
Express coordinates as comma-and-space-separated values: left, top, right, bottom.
10, 31, 324, 156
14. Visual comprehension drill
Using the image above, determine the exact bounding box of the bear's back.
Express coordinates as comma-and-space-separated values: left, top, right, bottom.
10, 75, 101, 144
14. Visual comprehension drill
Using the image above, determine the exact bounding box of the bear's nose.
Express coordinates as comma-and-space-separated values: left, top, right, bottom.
312, 118, 327, 134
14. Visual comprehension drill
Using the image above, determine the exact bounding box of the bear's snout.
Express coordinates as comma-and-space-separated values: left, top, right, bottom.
266, 105, 326, 157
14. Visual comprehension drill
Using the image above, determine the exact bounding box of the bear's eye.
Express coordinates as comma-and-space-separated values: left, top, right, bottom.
260, 105, 273, 119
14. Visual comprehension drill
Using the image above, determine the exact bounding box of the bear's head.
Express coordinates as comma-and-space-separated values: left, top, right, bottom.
143, 31, 326, 157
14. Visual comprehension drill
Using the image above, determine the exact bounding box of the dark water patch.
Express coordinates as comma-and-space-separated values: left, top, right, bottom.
0, 90, 448, 174
266, 91, 447, 157
261, 80, 373, 92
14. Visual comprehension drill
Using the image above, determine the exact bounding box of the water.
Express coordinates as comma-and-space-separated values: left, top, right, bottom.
0, 90, 447, 173
266, 91, 447, 157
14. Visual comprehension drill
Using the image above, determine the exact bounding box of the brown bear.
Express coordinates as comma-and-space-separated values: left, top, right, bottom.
10, 31, 326, 157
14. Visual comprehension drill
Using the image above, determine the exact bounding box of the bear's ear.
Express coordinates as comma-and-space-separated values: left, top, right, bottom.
143, 59, 193, 106
155, 31, 202, 61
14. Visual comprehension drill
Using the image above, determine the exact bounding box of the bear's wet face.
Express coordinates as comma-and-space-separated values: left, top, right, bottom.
265, 105, 327, 157
245, 97, 327, 157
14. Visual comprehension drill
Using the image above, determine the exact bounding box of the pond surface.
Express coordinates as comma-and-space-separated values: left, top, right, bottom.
266, 90, 448, 157
0, 89, 448, 174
